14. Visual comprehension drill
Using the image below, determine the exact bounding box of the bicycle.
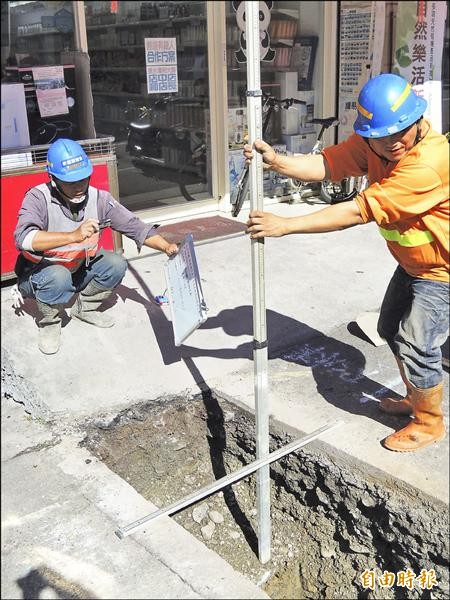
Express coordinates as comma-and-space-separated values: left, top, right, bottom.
320, 173, 369, 204
287, 117, 368, 204
287, 116, 340, 202
231, 93, 367, 217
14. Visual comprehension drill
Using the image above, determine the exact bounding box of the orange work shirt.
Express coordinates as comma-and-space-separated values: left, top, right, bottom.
322, 121, 449, 282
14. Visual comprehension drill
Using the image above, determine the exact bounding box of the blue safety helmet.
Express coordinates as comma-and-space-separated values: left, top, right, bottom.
46, 138, 93, 182
353, 73, 427, 138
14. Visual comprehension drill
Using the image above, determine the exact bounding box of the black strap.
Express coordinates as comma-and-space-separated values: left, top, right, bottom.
330, 189, 359, 204
253, 339, 268, 350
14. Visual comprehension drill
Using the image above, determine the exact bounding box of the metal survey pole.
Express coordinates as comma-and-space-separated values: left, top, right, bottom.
245, 1, 270, 564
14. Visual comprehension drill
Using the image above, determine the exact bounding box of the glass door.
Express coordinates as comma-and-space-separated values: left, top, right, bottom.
85, 0, 211, 213
226, 1, 323, 204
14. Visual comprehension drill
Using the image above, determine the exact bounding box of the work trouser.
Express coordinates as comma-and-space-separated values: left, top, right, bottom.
377, 265, 449, 389
18, 249, 128, 305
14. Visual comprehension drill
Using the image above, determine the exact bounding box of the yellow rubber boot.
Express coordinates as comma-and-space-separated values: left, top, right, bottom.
379, 357, 413, 416
383, 382, 445, 452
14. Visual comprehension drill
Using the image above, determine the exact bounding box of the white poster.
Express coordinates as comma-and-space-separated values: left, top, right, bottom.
32, 65, 69, 118
1, 83, 30, 149
339, 6, 373, 95
338, 5, 372, 141
145, 37, 178, 94
393, 1, 447, 132
338, 3, 386, 142
368, 1, 386, 78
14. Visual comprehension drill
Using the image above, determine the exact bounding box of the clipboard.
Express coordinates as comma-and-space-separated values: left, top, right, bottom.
164, 234, 208, 346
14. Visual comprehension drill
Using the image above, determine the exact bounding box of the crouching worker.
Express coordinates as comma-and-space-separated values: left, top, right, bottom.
14, 138, 178, 355
244, 74, 449, 452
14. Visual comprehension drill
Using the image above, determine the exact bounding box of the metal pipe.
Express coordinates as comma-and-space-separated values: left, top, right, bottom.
244, 0, 271, 565
115, 421, 342, 539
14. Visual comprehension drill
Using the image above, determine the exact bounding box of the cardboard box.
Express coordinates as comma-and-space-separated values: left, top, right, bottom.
228, 107, 247, 148
263, 172, 272, 196
275, 71, 298, 98
275, 74, 315, 134
270, 144, 290, 195
296, 90, 315, 133
282, 133, 316, 154
280, 106, 299, 135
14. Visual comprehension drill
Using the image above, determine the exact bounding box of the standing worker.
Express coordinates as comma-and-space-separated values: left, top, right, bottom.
244, 73, 449, 453
14, 138, 178, 355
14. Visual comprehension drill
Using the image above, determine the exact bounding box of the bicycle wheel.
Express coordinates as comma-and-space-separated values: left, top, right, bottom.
320, 179, 348, 203
287, 178, 322, 201
321, 178, 364, 204
287, 177, 304, 191
179, 176, 207, 202
178, 143, 208, 202
231, 165, 250, 217
178, 160, 207, 202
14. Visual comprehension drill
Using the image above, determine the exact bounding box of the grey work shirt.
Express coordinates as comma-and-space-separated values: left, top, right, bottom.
14, 182, 157, 253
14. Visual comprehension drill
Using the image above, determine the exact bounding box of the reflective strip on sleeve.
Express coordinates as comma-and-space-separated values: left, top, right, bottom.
378, 226, 435, 247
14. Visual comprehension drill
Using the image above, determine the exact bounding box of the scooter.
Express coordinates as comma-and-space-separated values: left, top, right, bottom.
125, 98, 207, 202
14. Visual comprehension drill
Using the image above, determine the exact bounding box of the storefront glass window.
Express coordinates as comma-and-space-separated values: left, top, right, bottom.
85, 1, 211, 213
1, 1, 78, 147
1, 1, 75, 72
226, 1, 321, 202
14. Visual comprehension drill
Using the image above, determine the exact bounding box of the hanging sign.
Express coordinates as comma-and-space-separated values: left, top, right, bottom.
393, 0, 447, 132
164, 234, 208, 346
145, 37, 178, 94
337, 2, 386, 142
233, 0, 275, 63
338, 5, 373, 141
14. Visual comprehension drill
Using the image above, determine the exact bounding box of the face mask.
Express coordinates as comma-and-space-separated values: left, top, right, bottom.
67, 193, 87, 205
51, 178, 89, 204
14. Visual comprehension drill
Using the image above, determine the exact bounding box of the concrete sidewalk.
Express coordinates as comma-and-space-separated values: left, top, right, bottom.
1, 201, 449, 598
1, 400, 269, 599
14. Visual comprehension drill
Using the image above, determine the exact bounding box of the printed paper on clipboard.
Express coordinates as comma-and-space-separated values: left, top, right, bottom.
164, 234, 208, 346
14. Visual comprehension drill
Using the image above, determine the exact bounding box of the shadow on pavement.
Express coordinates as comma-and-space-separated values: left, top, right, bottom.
182, 305, 403, 429
17, 566, 98, 600
117, 269, 403, 430
8, 267, 405, 431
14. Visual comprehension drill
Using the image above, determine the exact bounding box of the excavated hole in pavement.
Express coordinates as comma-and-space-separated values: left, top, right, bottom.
80, 392, 449, 600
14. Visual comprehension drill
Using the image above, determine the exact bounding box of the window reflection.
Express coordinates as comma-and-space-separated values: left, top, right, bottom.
1, 1, 75, 73
226, 1, 318, 202
1, 1, 78, 146
85, 0, 211, 212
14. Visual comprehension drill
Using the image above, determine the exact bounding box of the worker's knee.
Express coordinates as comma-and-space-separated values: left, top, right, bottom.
33, 264, 72, 292
29, 265, 74, 305
90, 250, 127, 289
